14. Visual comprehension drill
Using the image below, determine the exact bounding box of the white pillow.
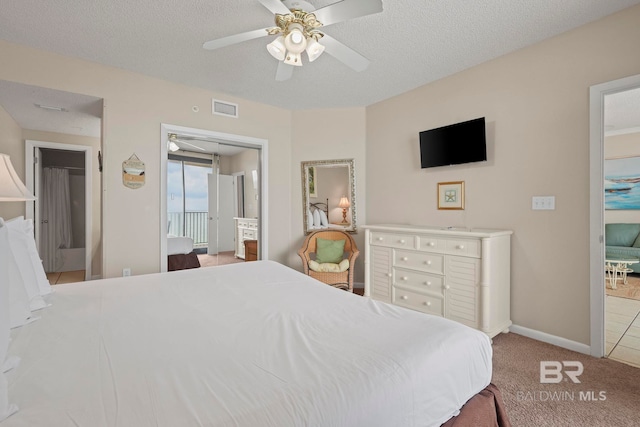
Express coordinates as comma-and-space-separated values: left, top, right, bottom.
7, 246, 34, 329
7, 217, 51, 296
319, 210, 329, 227
0, 221, 20, 421
307, 209, 314, 229
313, 209, 321, 228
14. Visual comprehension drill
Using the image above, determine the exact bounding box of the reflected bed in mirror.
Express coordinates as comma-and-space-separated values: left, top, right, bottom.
301, 159, 356, 234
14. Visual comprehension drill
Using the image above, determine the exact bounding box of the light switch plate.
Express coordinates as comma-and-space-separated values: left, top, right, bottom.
532, 196, 555, 210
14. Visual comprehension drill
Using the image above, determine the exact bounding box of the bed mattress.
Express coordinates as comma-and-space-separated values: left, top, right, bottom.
167, 235, 194, 255
5, 261, 492, 426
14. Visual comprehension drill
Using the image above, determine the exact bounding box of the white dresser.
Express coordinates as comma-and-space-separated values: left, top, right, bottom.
234, 217, 258, 259
363, 224, 512, 338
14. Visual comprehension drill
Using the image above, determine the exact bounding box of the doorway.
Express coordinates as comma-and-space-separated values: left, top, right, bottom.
590, 73, 640, 358
25, 140, 93, 281
160, 124, 268, 272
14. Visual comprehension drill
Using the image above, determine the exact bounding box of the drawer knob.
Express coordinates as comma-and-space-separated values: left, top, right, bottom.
425, 260, 432, 265
401, 295, 408, 300
456, 245, 465, 250
387, 273, 392, 277
425, 281, 431, 286
428, 242, 435, 247
401, 276, 408, 281
377, 237, 384, 241
423, 301, 431, 306
401, 256, 408, 261
399, 239, 406, 244
445, 285, 450, 290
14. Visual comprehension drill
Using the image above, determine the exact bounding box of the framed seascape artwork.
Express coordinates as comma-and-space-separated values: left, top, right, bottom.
605, 156, 640, 210
438, 181, 465, 210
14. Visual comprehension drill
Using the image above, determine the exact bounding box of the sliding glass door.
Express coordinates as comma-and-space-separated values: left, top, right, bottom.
167, 156, 212, 252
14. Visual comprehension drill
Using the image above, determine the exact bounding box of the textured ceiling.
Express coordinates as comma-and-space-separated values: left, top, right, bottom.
1, 0, 640, 112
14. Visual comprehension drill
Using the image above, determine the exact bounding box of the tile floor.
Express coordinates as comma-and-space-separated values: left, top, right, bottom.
606, 295, 640, 368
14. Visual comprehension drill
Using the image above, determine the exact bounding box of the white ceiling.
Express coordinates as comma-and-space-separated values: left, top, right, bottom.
1, 0, 639, 136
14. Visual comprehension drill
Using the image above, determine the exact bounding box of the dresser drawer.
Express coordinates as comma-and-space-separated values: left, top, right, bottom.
394, 249, 444, 274
243, 229, 257, 238
370, 232, 414, 249
417, 236, 442, 252
444, 238, 481, 257
393, 286, 444, 316
393, 267, 444, 295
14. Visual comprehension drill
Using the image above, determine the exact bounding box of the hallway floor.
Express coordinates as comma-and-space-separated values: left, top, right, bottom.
606, 295, 640, 368
46, 270, 85, 285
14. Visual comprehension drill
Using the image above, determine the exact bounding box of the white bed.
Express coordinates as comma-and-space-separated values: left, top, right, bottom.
5, 261, 493, 427
167, 235, 194, 256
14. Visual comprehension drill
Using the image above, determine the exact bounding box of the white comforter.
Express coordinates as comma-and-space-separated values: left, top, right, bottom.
5, 261, 491, 427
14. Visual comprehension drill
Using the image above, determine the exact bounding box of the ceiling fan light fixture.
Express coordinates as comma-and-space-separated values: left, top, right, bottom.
305, 37, 325, 62
284, 51, 303, 66
284, 24, 307, 54
267, 36, 286, 60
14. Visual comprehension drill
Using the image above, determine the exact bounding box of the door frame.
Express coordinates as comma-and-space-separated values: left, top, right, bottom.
589, 73, 640, 357
160, 124, 269, 272
24, 140, 93, 280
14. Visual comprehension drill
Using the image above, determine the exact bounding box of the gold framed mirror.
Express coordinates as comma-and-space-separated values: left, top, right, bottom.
301, 159, 356, 234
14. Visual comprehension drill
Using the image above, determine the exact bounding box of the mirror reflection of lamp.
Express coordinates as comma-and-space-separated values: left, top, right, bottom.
338, 196, 350, 224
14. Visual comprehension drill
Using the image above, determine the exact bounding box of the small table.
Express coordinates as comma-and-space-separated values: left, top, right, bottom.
605, 257, 639, 289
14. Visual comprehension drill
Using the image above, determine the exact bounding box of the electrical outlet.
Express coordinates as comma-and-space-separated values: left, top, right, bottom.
532, 196, 556, 210
122, 268, 131, 277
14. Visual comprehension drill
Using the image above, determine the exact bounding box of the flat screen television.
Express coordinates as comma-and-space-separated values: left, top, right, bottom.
419, 117, 487, 168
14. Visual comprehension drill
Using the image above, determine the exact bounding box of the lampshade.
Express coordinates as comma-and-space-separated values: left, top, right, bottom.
284, 24, 307, 54
0, 154, 35, 201
306, 38, 325, 62
168, 141, 180, 152
338, 196, 350, 209
284, 51, 303, 66
266, 35, 286, 61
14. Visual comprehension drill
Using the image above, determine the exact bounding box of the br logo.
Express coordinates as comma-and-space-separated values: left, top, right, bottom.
540, 361, 584, 383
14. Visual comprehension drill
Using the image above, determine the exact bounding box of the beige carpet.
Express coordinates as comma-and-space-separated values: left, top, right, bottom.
492, 333, 640, 426
605, 274, 640, 301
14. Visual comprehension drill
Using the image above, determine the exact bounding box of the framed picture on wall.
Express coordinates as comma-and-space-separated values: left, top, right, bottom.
437, 181, 465, 210
605, 156, 640, 210
308, 166, 317, 198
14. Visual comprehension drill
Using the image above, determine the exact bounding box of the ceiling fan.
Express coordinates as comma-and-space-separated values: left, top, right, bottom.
202, 0, 383, 81
168, 133, 207, 152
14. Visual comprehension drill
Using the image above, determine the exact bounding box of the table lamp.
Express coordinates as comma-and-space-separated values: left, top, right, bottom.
0, 154, 35, 201
338, 196, 350, 224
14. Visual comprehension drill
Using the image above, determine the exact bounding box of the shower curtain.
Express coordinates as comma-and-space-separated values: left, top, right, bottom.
41, 167, 73, 272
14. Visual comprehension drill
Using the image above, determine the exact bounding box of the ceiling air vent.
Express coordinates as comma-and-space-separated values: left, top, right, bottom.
212, 99, 238, 118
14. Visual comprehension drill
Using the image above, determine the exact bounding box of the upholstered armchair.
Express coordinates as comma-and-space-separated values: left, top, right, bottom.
298, 230, 359, 292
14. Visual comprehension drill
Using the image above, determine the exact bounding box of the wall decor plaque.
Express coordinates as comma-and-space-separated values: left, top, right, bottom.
123, 154, 145, 189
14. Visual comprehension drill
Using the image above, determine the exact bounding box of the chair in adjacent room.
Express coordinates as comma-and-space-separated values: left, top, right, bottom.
298, 230, 359, 292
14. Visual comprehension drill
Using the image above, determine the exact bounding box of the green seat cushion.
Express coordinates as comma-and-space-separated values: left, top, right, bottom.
315, 238, 346, 264
605, 223, 640, 247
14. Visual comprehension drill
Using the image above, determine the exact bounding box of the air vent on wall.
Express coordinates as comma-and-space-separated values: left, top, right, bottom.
212, 99, 239, 118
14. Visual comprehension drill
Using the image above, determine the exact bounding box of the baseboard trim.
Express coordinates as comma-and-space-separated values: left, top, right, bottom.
510, 325, 591, 355
91, 275, 102, 280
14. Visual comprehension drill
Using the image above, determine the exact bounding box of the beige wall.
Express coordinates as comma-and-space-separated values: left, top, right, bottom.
605, 131, 640, 224
0, 104, 24, 220
290, 108, 367, 282
228, 149, 259, 219
0, 39, 293, 278
365, 5, 640, 345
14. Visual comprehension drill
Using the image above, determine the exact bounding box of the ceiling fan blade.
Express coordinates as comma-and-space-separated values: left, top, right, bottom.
275, 62, 294, 81
258, 0, 292, 15
203, 28, 270, 50
176, 139, 206, 151
321, 34, 369, 72
313, 0, 383, 26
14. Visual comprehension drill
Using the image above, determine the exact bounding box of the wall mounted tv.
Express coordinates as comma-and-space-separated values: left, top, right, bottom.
419, 117, 487, 168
